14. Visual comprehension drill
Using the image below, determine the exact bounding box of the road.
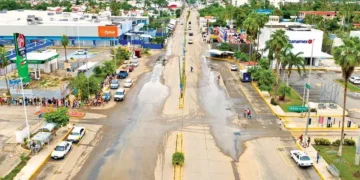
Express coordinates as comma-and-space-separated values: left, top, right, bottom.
32, 7, 322, 180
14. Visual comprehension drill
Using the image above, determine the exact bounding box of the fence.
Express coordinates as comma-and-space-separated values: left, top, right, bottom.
118, 40, 164, 49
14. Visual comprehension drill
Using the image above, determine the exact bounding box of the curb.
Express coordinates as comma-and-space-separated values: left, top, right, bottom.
295, 141, 326, 180
334, 79, 360, 93
29, 127, 73, 180
173, 133, 183, 180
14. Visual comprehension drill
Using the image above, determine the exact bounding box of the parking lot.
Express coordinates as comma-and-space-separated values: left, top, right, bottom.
35, 123, 102, 180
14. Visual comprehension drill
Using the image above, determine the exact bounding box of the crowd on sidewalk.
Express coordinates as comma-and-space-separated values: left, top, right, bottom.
0, 94, 108, 108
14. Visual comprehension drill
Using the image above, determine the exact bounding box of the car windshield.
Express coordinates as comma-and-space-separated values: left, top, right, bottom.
116, 91, 124, 95
300, 156, 311, 161
71, 132, 80, 136
55, 146, 65, 151
111, 80, 118, 84
103, 92, 110, 96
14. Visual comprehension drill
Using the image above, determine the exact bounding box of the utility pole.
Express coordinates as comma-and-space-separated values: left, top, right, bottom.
304, 39, 315, 148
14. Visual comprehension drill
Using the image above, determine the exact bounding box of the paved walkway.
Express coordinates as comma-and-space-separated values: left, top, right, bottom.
15, 126, 71, 180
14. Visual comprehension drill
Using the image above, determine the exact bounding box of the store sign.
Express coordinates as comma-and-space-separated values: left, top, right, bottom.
289, 39, 313, 44
13, 33, 30, 83
98, 26, 119, 37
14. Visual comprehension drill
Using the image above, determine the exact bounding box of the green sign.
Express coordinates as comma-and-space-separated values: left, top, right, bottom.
305, 83, 311, 90
288, 106, 308, 112
13, 33, 30, 83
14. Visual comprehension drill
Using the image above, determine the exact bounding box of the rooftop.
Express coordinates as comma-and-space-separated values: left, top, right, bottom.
0, 10, 130, 26
11, 49, 59, 61
299, 11, 337, 15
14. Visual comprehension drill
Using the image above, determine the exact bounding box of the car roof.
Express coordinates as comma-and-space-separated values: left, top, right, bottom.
116, 88, 125, 92
58, 141, 70, 146
125, 79, 132, 81
103, 91, 110, 93
72, 126, 84, 133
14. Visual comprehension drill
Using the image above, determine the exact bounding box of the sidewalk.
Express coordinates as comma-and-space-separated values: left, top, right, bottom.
284, 117, 358, 131
14, 126, 72, 180
296, 141, 337, 180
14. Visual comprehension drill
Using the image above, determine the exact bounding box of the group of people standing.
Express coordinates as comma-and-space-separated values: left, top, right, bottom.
243, 108, 252, 119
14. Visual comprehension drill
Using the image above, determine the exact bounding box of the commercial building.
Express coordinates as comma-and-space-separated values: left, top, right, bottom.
258, 20, 332, 67
0, 10, 137, 47
298, 11, 338, 20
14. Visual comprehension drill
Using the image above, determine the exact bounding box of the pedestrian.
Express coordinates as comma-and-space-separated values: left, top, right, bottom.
191, 66, 193, 72
316, 150, 320, 164
243, 109, 247, 118
248, 109, 252, 119
299, 134, 303, 144
307, 136, 311, 147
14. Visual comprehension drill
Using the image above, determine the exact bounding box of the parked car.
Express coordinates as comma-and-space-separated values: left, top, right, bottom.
290, 150, 313, 167
118, 70, 129, 79
124, 79, 133, 88
349, 76, 360, 84
74, 50, 87, 55
189, 32, 193, 36
110, 79, 119, 89
102, 91, 112, 102
67, 126, 86, 143
188, 39, 193, 44
128, 64, 135, 72
188, 27, 191, 30
114, 88, 126, 101
231, 65, 238, 71
189, 21, 191, 24
51, 141, 72, 160
131, 57, 139, 67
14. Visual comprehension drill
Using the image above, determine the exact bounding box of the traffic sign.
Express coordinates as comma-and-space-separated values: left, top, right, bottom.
288, 106, 308, 112
305, 83, 311, 90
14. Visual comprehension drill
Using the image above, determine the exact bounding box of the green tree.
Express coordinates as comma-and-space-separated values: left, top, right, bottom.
265, 29, 290, 100
61, 35, 69, 63
102, 61, 115, 75
64, 5, 72, 12
93, 66, 102, 75
252, 69, 276, 92
284, 52, 305, 85
69, 74, 100, 100
258, 58, 270, 70
110, 0, 120, 16
243, 16, 259, 61
0, 46, 10, 95
43, 107, 70, 128
332, 36, 360, 157
278, 83, 291, 101
234, 51, 248, 61
75, 0, 80, 5
175, 9, 181, 18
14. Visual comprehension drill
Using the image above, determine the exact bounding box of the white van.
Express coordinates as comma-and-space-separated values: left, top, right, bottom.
131, 56, 139, 67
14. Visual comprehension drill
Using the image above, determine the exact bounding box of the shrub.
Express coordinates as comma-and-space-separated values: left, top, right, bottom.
315, 138, 331, 146
93, 66, 102, 75
310, 108, 317, 113
270, 98, 278, 105
172, 152, 185, 166
344, 139, 356, 146
332, 139, 341, 146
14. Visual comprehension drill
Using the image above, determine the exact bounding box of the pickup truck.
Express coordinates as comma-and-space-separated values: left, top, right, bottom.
118, 70, 129, 79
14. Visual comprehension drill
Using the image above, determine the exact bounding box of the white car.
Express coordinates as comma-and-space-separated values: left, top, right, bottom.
67, 126, 86, 143
188, 39, 193, 44
231, 65, 238, 71
349, 76, 360, 84
123, 79, 133, 88
51, 141, 72, 159
290, 150, 313, 167
114, 88, 126, 101
110, 79, 119, 89
74, 50, 87, 55
132, 61, 139, 67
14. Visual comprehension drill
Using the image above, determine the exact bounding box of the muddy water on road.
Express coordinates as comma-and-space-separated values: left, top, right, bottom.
198, 56, 240, 160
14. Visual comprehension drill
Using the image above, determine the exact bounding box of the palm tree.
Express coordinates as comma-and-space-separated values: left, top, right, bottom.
332, 36, 360, 157
255, 13, 268, 52
243, 17, 259, 61
283, 51, 305, 85
0, 47, 10, 95
61, 35, 69, 63
265, 29, 290, 99
280, 43, 293, 82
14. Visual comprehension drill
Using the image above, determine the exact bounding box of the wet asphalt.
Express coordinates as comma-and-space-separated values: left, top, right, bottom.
74, 10, 319, 180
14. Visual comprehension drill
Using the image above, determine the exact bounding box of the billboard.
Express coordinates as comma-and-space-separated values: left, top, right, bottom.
13, 33, 30, 83
98, 26, 119, 37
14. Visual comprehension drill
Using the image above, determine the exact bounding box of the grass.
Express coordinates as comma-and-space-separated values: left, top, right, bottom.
92, 73, 107, 85
313, 145, 358, 180
1, 155, 30, 180
269, 87, 303, 112
335, 79, 360, 92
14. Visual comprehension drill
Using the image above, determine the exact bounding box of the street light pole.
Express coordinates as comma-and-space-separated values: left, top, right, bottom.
304, 39, 315, 147
19, 78, 30, 141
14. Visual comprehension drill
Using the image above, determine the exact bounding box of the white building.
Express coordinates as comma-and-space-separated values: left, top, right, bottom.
258, 21, 332, 67
231, 0, 248, 7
